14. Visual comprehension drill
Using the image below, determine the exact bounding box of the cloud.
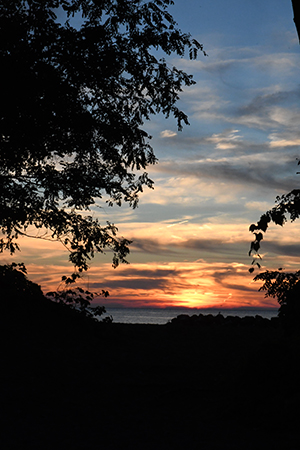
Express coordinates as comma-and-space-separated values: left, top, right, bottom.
85, 260, 272, 309
263, 242, 300, 258
237, 89, 300, 116
176, 50, 300, 136
245, 201, 274, 212
130, 237, 180, 256
230, 86, 300, 133
207, 129, 243, 149
179, 52, 300, 83
155, 156, 297, 193
253, 53, 300, 77
166, 220, 189, 227
160, 130, 177, 138
269, 135, 300, 148
129, 236, 231, 261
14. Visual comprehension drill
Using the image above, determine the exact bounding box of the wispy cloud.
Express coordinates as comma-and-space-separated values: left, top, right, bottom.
207, 129, 243, 149
269, 134, 300, 148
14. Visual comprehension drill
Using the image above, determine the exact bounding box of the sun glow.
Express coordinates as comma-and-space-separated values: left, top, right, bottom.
0, 221, 281, 310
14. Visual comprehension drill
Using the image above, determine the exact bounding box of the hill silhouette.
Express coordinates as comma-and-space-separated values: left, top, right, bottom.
1, 285, 300, 449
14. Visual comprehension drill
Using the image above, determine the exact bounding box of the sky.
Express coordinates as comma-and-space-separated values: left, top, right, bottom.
2, 0, 300, 309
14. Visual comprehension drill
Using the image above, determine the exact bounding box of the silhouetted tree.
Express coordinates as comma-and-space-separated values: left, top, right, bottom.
0, 262, 44, 301
254, 269, 300, 332
249, 184, 300, 256
249, 172, 300, 327
0, 0, 204, 272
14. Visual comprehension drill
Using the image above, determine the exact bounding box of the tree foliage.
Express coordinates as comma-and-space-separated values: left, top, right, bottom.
249, 187, 300, 261
254, 269, 300, 331
249, 168, 300, 326
46, 272, 112, 321
0, 0, 204, 271
249, 160, 300, 262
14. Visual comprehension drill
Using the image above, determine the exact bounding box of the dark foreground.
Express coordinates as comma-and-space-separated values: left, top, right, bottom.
1, 298, 300, 449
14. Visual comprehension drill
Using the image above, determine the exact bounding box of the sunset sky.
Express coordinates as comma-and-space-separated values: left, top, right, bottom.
2, 0, 300, 309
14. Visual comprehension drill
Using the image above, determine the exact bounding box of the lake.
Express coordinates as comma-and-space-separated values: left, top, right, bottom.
103, 307, 278, 324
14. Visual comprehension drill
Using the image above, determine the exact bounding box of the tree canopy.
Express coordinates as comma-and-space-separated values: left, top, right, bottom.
0, 0, 204, 272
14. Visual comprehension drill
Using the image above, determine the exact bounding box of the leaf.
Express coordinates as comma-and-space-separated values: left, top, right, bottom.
254, 232, 263, 242
249, 224, 257, 232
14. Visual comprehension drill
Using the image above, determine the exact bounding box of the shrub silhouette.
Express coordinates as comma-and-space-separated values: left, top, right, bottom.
1, 262, 44, 302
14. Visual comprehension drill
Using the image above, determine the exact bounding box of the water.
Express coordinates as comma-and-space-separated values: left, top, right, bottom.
103, 307, 278, 325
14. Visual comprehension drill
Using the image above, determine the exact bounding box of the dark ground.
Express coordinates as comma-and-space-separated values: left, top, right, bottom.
1, 297, 300, 449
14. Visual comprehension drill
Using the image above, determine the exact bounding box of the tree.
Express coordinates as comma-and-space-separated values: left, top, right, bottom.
253, 269, 300, 332
247, 3, 300, 327
248, 167, 300, 330
249, 186, 300, 265
1, 262, 44, 301
0, 0, 204, 273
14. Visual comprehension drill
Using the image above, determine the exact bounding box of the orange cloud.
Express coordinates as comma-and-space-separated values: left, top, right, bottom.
29, 260, 272, 309
1, 217, 299, 311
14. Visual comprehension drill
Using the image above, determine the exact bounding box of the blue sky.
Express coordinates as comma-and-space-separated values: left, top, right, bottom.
2, 0, 300, 309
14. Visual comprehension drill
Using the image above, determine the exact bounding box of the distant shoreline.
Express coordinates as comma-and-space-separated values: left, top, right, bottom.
103, 305, 278, 311
101, 305, 278, 325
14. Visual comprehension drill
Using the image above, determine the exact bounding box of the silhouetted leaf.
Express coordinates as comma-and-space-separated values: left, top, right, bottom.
254, 232, 263, 242
249, 224, 257, 232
